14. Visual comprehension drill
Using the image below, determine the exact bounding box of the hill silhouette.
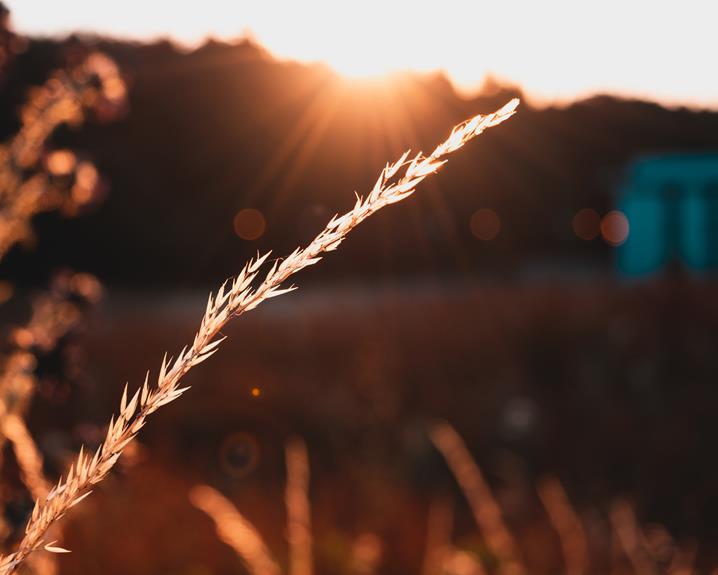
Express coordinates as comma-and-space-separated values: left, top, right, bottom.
2, 35, 717, 286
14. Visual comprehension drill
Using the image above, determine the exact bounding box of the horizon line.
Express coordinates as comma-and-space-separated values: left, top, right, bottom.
11, 27, 718, 113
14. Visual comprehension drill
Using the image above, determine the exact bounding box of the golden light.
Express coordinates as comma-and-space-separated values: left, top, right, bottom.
10, 0, 718, 107
72, 161, 99, 204
71, 273, 103, 302
12, 327, 34, 349
233, 208, 266, 241
470, 208, 500, 241
600, 210, 629, 246
103, 77, 127, 102
77, 162, 98, 186
250, 386, 261, 397
45, 150, 76, 175
572, 208, 600, 240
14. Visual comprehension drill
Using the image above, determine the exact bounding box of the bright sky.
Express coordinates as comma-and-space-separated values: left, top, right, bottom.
8, 0, 718, 108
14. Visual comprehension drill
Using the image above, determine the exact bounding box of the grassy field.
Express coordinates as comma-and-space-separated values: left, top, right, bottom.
25, 278, 715, 574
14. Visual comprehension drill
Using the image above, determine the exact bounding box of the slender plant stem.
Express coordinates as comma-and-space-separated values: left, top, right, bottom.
0, 98, 518, 574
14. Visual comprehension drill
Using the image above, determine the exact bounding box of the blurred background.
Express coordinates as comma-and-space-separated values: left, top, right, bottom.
0, 1, 717, 573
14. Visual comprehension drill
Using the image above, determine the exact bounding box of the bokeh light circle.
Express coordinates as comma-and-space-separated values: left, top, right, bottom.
46, 150, 76, 175
233, 208, 266, 240
600, 210, 629, 246
219, 432, 260, 478
470, 208, 501, 241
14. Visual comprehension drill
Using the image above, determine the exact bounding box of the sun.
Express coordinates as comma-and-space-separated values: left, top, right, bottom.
323, 54, 397, 82
9, 0, 718, 107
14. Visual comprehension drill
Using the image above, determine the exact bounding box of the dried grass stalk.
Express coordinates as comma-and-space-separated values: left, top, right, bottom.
0, 273, 102, 465
430, 422, 525, 575
1, 414, 50, 500
192, 436, 315, 575
537, 475, 588, 575
0, 98, 518, 574
285, 437, 312, 575
421, 496, 454, 575
0, 273, 100, 570
189, 485, 280, 575
0, 352, 35, 450
609, 500, 656, 575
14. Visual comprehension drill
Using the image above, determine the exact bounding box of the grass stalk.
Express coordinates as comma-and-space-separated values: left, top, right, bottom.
285, 437, 312, 575
0, 98, 518, 574
189, 485, 280, 575
429, 421, 525, 575
421, 496, 454, 575
537, 475, 589, 575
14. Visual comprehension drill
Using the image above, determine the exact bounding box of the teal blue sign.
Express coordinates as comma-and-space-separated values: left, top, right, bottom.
617, 154, 718, 276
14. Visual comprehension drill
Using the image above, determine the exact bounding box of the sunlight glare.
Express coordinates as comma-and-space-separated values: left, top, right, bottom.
8, 0, 718, 106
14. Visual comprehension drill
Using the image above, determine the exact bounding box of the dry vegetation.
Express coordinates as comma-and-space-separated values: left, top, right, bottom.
0, 52, 125, 258
180, 423, 696, 575
0, 84, 518, 572
0, 16, 125, 573
0, 16, 708, 575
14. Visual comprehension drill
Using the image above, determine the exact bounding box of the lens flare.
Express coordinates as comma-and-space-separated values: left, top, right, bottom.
233, 208, 266, 241
470, 208, 500, 241
600, 210, 629, 246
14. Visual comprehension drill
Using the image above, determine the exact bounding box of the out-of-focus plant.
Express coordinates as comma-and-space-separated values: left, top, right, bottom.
193, 437, 385, 575
0, 50, 126, 259
430, 422, 526, 575
0, 99, 517, 574
0, 273, 101, 532
0, 9, 123, 575
190, 437, 310, 575
190, 485, 281, 575
0, 272, 101, 575
0, 14, 121, 564
537, 476, 589, 575
285, 437, 312, 575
